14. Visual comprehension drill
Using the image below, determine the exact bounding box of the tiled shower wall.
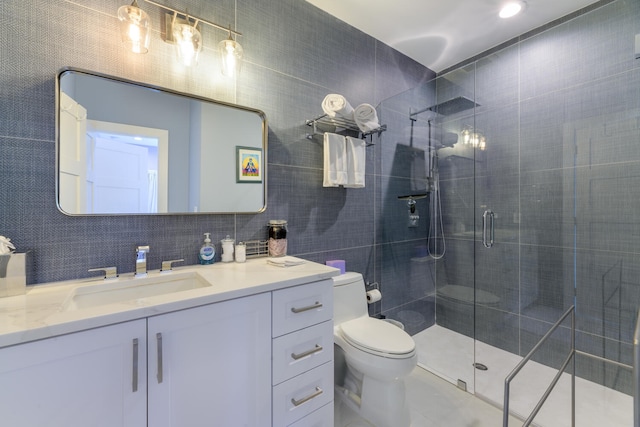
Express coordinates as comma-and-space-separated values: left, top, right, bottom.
391, 0, 640, 394
0, 0, 433, 289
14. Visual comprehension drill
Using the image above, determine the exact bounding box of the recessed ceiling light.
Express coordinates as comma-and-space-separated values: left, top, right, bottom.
499, 1, 525, 19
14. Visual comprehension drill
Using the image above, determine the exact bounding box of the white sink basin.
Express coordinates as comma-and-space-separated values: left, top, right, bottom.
62, 272, 212, 311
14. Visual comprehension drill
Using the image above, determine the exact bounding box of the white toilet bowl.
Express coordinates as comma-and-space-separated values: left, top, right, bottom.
333, 273, 417, 427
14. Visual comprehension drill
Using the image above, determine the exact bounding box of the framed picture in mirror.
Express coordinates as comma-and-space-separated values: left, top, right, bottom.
236, 146, 262, 183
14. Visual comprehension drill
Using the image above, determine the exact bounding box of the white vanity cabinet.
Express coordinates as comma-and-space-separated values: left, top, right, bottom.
0, 319, 148, 427
147, 292, 272, 427
0, 261, 339, 427
0, 293, 271, 427
271, 279, 334, 426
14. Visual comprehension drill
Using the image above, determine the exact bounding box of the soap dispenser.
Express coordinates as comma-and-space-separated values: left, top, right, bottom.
199, 233, 215, 265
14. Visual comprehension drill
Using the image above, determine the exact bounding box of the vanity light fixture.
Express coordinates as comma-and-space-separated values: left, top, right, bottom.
499, 1, 526, 19
219, 26, 244, 77
172, 19, 202, 67
117, 0, 243, 75
118, 0, 151, 54
461, 127, 487, 151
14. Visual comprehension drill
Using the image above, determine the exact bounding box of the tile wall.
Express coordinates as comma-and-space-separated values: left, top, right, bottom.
385, 0, 640, 395
0, 0, 433, 294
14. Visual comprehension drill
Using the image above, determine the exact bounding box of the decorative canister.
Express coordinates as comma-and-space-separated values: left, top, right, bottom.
268, 220, 288, 257
221, 235, 235, 262
235, 242, 246, 263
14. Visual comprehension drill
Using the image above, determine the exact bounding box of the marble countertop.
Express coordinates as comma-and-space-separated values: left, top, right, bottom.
0, 257, 340, 348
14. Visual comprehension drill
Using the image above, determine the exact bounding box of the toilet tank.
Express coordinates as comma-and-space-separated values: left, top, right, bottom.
333, 272, 368, 325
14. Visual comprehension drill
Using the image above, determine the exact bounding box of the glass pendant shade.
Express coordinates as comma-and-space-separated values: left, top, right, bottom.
172, 23, 202, 67
118, 2, 151, 54
219, 37, 243, 77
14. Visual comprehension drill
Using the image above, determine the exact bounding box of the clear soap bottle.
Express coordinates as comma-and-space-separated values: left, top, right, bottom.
199, 232, 215, 265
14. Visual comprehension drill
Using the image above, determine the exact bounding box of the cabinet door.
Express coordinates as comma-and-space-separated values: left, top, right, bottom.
0, 319, 147, 427
148, 293, 272, 427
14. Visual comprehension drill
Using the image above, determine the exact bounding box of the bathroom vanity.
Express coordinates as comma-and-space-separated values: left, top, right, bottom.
0, 258, 338, 427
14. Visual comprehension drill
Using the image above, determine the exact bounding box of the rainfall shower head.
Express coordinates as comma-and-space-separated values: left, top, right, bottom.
410, 96, 479, 119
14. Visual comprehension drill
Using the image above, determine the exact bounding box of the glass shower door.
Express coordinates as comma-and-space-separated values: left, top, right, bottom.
426, 65, 479, 392
471, 48, 523, 402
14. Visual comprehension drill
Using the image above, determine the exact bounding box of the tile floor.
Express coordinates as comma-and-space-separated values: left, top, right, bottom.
335, 365, 522, 426
335, 325, 634, 427
414, 325, 634, 427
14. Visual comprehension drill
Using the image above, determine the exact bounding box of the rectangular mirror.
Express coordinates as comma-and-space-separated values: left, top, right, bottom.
56, 68, 267, 215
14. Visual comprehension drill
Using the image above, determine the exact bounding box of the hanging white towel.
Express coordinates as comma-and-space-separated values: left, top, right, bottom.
322, 94, 354, 119
344, 136, 366, 188
323, 132, 348, 187
354, 103, 380, 132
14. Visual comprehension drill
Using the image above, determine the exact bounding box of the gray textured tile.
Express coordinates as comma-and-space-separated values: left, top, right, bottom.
520, 0, 640, 100
1, 0, 639, 406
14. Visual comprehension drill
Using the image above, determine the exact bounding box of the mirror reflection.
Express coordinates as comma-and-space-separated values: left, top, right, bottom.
56, 69, 267, 215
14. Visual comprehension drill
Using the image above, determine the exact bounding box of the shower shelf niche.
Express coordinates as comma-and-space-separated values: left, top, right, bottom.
305, 113, 387, 145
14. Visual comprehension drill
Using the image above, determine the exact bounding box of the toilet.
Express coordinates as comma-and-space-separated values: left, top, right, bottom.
333, 272, 417, 427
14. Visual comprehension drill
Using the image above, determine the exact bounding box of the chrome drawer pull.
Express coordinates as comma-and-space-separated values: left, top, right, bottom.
156, 332, 164, 384
291, 301, 323, 314
291, 345, 323, 360
132, 338, 139, 392
291, 387, 323, 407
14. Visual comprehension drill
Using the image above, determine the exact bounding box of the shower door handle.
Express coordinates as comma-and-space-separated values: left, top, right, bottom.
482, 210, 494, 248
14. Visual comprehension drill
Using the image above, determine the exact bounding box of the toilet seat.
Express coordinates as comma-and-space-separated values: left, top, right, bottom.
338, 317, 415, 359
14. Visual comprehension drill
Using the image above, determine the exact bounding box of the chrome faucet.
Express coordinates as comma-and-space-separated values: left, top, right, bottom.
135, 245, 150, 276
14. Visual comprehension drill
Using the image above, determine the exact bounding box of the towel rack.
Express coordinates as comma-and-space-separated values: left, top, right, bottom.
305, 113, 386, 145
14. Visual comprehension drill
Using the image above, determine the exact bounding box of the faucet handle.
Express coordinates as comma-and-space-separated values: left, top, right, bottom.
88, 266, 118, 279
161, 258, 185, 272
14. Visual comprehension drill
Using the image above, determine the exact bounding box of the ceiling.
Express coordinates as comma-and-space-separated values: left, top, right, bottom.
305, 0, 601, 73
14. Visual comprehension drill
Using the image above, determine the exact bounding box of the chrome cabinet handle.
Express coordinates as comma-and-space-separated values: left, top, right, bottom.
132, 338, 139, 392
156, 332, 163, 384
291, 344, 323, 360
482, 210, 495, 248
291, 387, 323, 407
291, 302, 323, 313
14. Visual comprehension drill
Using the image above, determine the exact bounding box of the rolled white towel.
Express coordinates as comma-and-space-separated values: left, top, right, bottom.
322, 94, 354, 119
354, 103, 380, 132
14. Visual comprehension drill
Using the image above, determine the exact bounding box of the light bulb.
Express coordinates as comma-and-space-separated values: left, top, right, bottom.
118, 2, 151, 54
219, 36, 243, 77
499, 1, 524, 19
462, 129, 471, 145
173, 23, 202, 67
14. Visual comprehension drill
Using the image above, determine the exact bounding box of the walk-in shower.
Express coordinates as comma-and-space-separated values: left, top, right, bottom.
378, 38, 637, 425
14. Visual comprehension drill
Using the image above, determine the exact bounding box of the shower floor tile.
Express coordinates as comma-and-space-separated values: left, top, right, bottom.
413, 325, 634, 427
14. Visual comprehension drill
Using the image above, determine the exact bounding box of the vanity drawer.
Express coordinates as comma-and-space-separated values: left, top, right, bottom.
272, 361, 333, 427
287, 402, 334, 427
272, 279, 333, 337
272, 320, 333, 385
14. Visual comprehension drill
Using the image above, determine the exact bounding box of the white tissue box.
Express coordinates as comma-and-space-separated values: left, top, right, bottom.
0, 251, 31, 297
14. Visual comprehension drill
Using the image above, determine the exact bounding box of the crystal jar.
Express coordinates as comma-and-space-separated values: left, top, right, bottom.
268, 220, 287, 257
